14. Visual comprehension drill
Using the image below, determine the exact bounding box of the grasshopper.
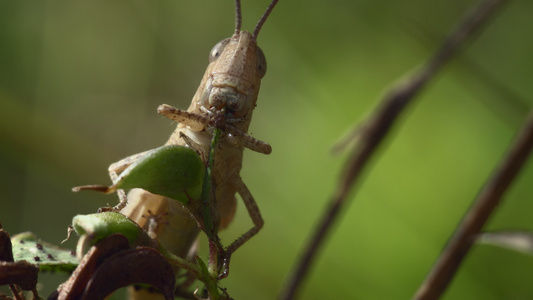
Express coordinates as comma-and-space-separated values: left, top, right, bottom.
74, 0, 278, 286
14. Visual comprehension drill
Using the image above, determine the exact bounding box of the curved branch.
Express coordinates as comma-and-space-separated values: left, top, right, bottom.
280, 0, 510, 299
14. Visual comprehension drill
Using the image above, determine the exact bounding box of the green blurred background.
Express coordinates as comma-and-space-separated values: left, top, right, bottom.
1, 0, 533, 299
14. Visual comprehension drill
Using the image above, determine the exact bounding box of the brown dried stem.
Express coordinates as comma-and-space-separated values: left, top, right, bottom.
414, 112, 533, 299
279, 0, 509, 299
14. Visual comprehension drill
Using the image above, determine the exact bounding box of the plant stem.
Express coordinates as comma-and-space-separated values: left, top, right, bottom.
279, 0, 510, 298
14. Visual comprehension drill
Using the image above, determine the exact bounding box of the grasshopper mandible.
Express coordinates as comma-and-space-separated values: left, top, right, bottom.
75, 0, 278, 278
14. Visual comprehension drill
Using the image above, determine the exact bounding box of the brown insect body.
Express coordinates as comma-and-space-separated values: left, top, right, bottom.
121, 6, 273, 260
169, 31, 265, 227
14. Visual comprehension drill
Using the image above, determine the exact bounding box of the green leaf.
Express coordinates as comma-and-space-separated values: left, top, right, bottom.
72, 212, 145, 246
116, 145, 204, 204
11, 232, 78, 273
72, 212, 205, 279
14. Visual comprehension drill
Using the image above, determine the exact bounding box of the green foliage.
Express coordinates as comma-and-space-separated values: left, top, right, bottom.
115, 145, 204, 204
11, 232, 78, 273
72, 212, 145, 246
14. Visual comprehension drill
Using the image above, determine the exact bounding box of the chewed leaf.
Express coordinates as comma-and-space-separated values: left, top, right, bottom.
11, 232, 78, 273
118, 145, 204, 204
477, 231, 533, 255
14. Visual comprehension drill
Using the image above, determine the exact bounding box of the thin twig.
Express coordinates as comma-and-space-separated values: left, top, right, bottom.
414, 112, 533, 299
279, 0, 509, 299
404, 18, 529, 126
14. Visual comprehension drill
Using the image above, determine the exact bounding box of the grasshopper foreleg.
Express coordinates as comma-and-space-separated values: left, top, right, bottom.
178, 131, 207, 162
225, 129, 271, 154
106, 150, 151, 211
73, 150, 151, 211
158, 103, 272, 155
158, 104, 208, 131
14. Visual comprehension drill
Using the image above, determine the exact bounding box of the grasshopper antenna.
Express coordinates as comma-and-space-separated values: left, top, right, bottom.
235, 0, 242, 34
252, 0, 279, 40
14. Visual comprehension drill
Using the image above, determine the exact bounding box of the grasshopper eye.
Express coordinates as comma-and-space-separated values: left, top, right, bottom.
209, 38, 230, 63
256, 46, 267, 78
